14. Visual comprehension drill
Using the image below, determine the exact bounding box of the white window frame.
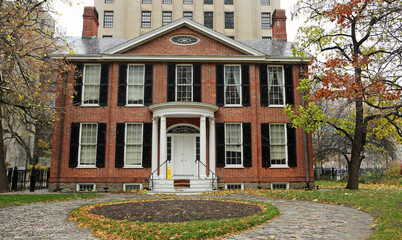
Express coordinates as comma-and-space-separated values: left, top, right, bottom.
224, 123, 243, 168
82, 64, 101, 106
224, 65, 242, 106
126, 64, 145, 106
183, 12, 193, 20
269, 123, 289, 168
141, 11, 151, 28
123, 183, 143, 191
175, 64, 193, 102
76, 183, 96, 192
162, 11, 172, 26
103, 11, 114, 28
261, 12, 271, 29
77, 123, 98, 168
271, 182, 289, 190
267, 65, 286, 107
225, 183, 244, 190
124, 123, 143, 168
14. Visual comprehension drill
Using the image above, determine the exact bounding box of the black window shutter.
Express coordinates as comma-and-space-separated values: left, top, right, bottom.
260, 64, 268, 107
118, 64, 127, 106
287, 124, 297, 167
115, 123, 125, 168
193, 64, 202, 102
99, 64, 109, 106
216, 123, 225, 167
242, 123, 252, 167
144, 64, 153, 106
167, 64, 176, 102
69, 123, 80, 168
142, 123, 152, 168
261, 123, 271, 167
96, 123, 107, 168
241, 64, 250, 106
216, 64, 224, 106
285, 65, 294, 105
73, 64, 84, 105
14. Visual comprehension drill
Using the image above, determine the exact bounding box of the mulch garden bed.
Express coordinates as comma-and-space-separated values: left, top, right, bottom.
91, 199, 263, 222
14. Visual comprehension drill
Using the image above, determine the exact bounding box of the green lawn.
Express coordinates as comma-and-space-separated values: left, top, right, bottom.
259, 181, 402, 240
0, 193, 100, 208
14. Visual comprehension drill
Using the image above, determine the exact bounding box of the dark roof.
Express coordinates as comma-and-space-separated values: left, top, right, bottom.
61, 38, 294, 57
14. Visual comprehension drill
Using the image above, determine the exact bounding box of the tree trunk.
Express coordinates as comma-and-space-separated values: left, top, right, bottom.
0, 107, 10, 192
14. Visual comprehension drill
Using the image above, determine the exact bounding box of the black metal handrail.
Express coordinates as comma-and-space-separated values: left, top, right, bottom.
195, 160, 218, 190
147, 160, 170, 190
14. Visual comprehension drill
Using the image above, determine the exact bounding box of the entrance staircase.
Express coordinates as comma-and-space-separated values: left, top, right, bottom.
148, 179, 216, 194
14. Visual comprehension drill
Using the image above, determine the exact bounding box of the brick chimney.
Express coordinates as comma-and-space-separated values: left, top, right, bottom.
82, 7, 99, 39
272, 9, 287, 41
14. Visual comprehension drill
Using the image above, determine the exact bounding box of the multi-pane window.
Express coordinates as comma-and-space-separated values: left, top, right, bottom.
162, 11, 172, 26
127, 65, 144, 105
103, 35, 112, 38
270, 124, 287, 166
224, 0, 233, 4
183, 12, 193, 20
163, 0, 172, 3
204, 0, 213, 4
79, 123, 98, 166
271, 183, 289, 190
176, 65, 193, 102
262, 13, 271, 29
226, 184, 243, 190
103, 11, 113, 28
83, 65, 100, 105
77, 183, 95, 191
225, 12, 234, 29
142, 0, 151, 3
261, 0, 270, 5
224, 65, 241, 105
268, 66, 285, 105
125, 123, 143, 166
204, 12, 213, 28
183, 0, 193, 4
262, 36, 272, 40
141, 11, 151, 28
105, 0, 114, 3
167, 137, 172, 161
225, 123, 242, 166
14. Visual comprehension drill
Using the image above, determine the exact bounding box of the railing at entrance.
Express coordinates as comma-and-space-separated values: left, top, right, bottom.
147, 160, 170, 190
195, 160, 218, 190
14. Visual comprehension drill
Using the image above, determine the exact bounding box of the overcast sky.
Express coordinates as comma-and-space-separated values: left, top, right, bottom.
53, 0, 304, 41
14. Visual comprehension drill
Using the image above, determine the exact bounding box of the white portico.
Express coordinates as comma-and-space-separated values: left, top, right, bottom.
149, 102, 218, 191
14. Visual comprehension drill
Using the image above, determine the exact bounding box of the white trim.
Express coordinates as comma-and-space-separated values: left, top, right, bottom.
81, 64, 101, 106
270, 182, 289, 190
224, 123, 243, 167
126, 64, 145, 106
149, 102, 218, 118
268, 123, 289, 168
225, 183, 244, 190
166, 123, 200, 132
124, 123, 144, 168
175, 64, 193, 102
170, 34, 199, 45
76, 183, 96, 192
77, 123, 98, 168
123, 183, 143, 191
267, 65, 286, 107
224, 64, 242, 106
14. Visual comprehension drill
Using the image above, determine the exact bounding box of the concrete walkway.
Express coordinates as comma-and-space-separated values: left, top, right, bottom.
0, 193, 375, 240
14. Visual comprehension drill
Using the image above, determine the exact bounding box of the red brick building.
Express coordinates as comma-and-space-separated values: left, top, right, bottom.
49, 8, 314, 193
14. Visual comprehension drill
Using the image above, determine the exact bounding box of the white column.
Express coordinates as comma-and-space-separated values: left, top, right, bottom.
209, 118, 216, 178
200, 116, 207, 178
151, 117, 159, 177
159, 116, 167, 179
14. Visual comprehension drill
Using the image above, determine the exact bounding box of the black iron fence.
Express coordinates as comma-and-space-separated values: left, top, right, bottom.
6, 167, 50, 191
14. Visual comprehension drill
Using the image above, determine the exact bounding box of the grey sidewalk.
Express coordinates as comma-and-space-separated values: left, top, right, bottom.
0, 193, 375, 240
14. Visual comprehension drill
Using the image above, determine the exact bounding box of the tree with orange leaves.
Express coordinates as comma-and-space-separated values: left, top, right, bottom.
285, 0, 402, 189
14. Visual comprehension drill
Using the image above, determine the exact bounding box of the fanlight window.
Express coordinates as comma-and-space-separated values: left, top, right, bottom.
167, 126, 199, 134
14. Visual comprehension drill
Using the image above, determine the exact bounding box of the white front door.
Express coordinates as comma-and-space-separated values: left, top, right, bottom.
173, 135, 196, 177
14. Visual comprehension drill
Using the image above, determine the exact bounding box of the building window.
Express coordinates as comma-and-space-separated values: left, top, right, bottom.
127, 65, 144, 105
224, 65, 241, 105
176, 65, 193, 102
262, 13, 271, 29
228, 36, 235, 39
167, 136, 172, 161
225, 12, 234, 29
225, 183, 244, 190
262, 36, 272, 40
103, 35, 112, 38
83, 65, 101, 105
163, 0, 172, 3
183, 0, 193, 4
196, 137, 200, 162
224, 0, 233, 4
270, 124, 287, 166
123, 184, 142, 191
103, 11, 113, 28
183, 12, 193, 20
204, 0, 213, 4
125, 123, 143, 166
76, 183, 96, 192
225, 123, 242, 166
141, 11, 151, 28
271, 182, 289, 190
105, 0, 114, 3
142, 0, 151, 3
162, 11, 172, 26
268, 66, 285, 105
261, 0, 270, 5
79, 123, 98, 167
204, 12, 213, 28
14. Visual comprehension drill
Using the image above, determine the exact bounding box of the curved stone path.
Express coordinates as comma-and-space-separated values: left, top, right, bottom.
0, 193, 375, 240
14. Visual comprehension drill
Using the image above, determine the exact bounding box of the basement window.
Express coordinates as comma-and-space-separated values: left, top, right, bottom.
123, 184, 142, 191
76, 183, 96, 192
271, 182, 289, 190
225, 183, 244, 190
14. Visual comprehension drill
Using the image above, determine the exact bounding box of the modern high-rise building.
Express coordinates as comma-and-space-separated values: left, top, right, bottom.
95, 0, 281, 40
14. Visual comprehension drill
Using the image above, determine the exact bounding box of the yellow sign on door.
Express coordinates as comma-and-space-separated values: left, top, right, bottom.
167, 167, 172, 179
